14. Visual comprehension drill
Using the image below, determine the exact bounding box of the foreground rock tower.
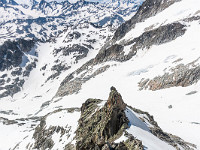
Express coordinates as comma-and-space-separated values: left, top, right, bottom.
75, 87, 143, 150
32, 87, 195, 150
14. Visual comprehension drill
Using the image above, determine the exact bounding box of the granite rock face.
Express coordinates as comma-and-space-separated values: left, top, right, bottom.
124, 22, 186, 48
75, 87, 143, 150
139, 63, 200, 91
28, 87, 196, 150
31, 108, 80, 150
113, 0, 181, 41
101, 22, 186, 63
56, 22, 186, 98
0, 39, 36, 98
0, 39, 35, 71
94, 44, 124, 63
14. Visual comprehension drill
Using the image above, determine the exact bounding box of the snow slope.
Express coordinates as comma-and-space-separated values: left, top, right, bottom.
74, 19, 200, 147
48, 0, 200, 148
125, 108, 175, 150
0, 0, 143, 44
0, 0, 200, 149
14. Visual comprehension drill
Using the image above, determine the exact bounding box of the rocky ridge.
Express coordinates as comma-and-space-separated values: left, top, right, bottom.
75, 87, 132, 150
55, 0, 200, 98
138, 59, 200, 91
55, 20, 187, 97
113, 0, 181, 41
0, 39, 37, 98
1, 0, 200, 149
0, 0, 143, 44
25, 87, 196, 150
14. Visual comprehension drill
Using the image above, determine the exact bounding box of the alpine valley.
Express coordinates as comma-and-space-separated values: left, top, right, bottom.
0, 0, 200, 149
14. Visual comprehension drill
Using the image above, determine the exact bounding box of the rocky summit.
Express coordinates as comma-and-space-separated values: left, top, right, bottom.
33, 87, 192, 150
75, 87, 131, 150
29, 87, 195, 150
74, 87, 195, 150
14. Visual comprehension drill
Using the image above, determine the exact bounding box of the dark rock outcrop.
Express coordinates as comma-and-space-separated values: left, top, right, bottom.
0, 39, 35, 71
33, 121, 62, 150
30, 87, 196, 150
56, 22, 186, 98
94, 44, 124, 63
66, 31, 81, 40
125, 22, 186, 48
46, 63, 70, 82
54, 44, 89, 62
0, 39, 37, 98
139, 63, 200, 91
75, 87, 143, 150
96, 22, 186, 63
32, 108, 80, 150
121, 22, 186, 61
113, 0, 181, 41
56, 65, 110, 97
23, 61, 37, 77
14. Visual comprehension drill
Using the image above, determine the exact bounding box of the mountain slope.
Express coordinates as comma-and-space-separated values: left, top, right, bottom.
53, 0, 200, 148
0, 0, 143, 99
11, 87, 195, 149
0, 0, 200, 149
0, 0, 143, 45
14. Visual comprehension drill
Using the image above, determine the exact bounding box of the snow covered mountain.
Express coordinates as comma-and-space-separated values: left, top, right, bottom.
0, 0, 200, 149
0, 0, 143, 45
12, 0, 144, 6
0, 0, 144, 99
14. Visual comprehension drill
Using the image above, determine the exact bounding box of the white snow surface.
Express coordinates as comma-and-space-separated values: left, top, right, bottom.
127, 126, 174, 150
125, 107, 150, 132
125, 107, 175, 150
40, 0, 144, 5
0, 0, 142, 44
77, 19, 200, 147
45, 110, 80, 129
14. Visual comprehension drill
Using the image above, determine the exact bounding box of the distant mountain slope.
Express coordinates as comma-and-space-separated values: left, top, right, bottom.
12, 0, 144, 5
0, 0, 143, 45
0, 0, 143, 99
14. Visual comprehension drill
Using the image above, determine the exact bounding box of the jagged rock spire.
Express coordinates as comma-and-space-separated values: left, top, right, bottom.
107, 86, 126, 111
75, 87, 132, 150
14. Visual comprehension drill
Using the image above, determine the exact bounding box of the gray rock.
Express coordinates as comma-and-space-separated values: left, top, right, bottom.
139, 63, 200, 91
11, 68, 22, 76
0, 39, 35, 71
66, 31, 81, 40
45, 64, 71, 82
94, 44, 124, 63
56, 65, 110, 97
113, 0, 181, 41
186, 91, 198, 95
168, 105, 173, 109
54, 44, 89, 63
95, 22, 186, 64
75, 89, 135, 150
31, 108, 80, 150
0, 79, 5, 85
23, 62, 36, 77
